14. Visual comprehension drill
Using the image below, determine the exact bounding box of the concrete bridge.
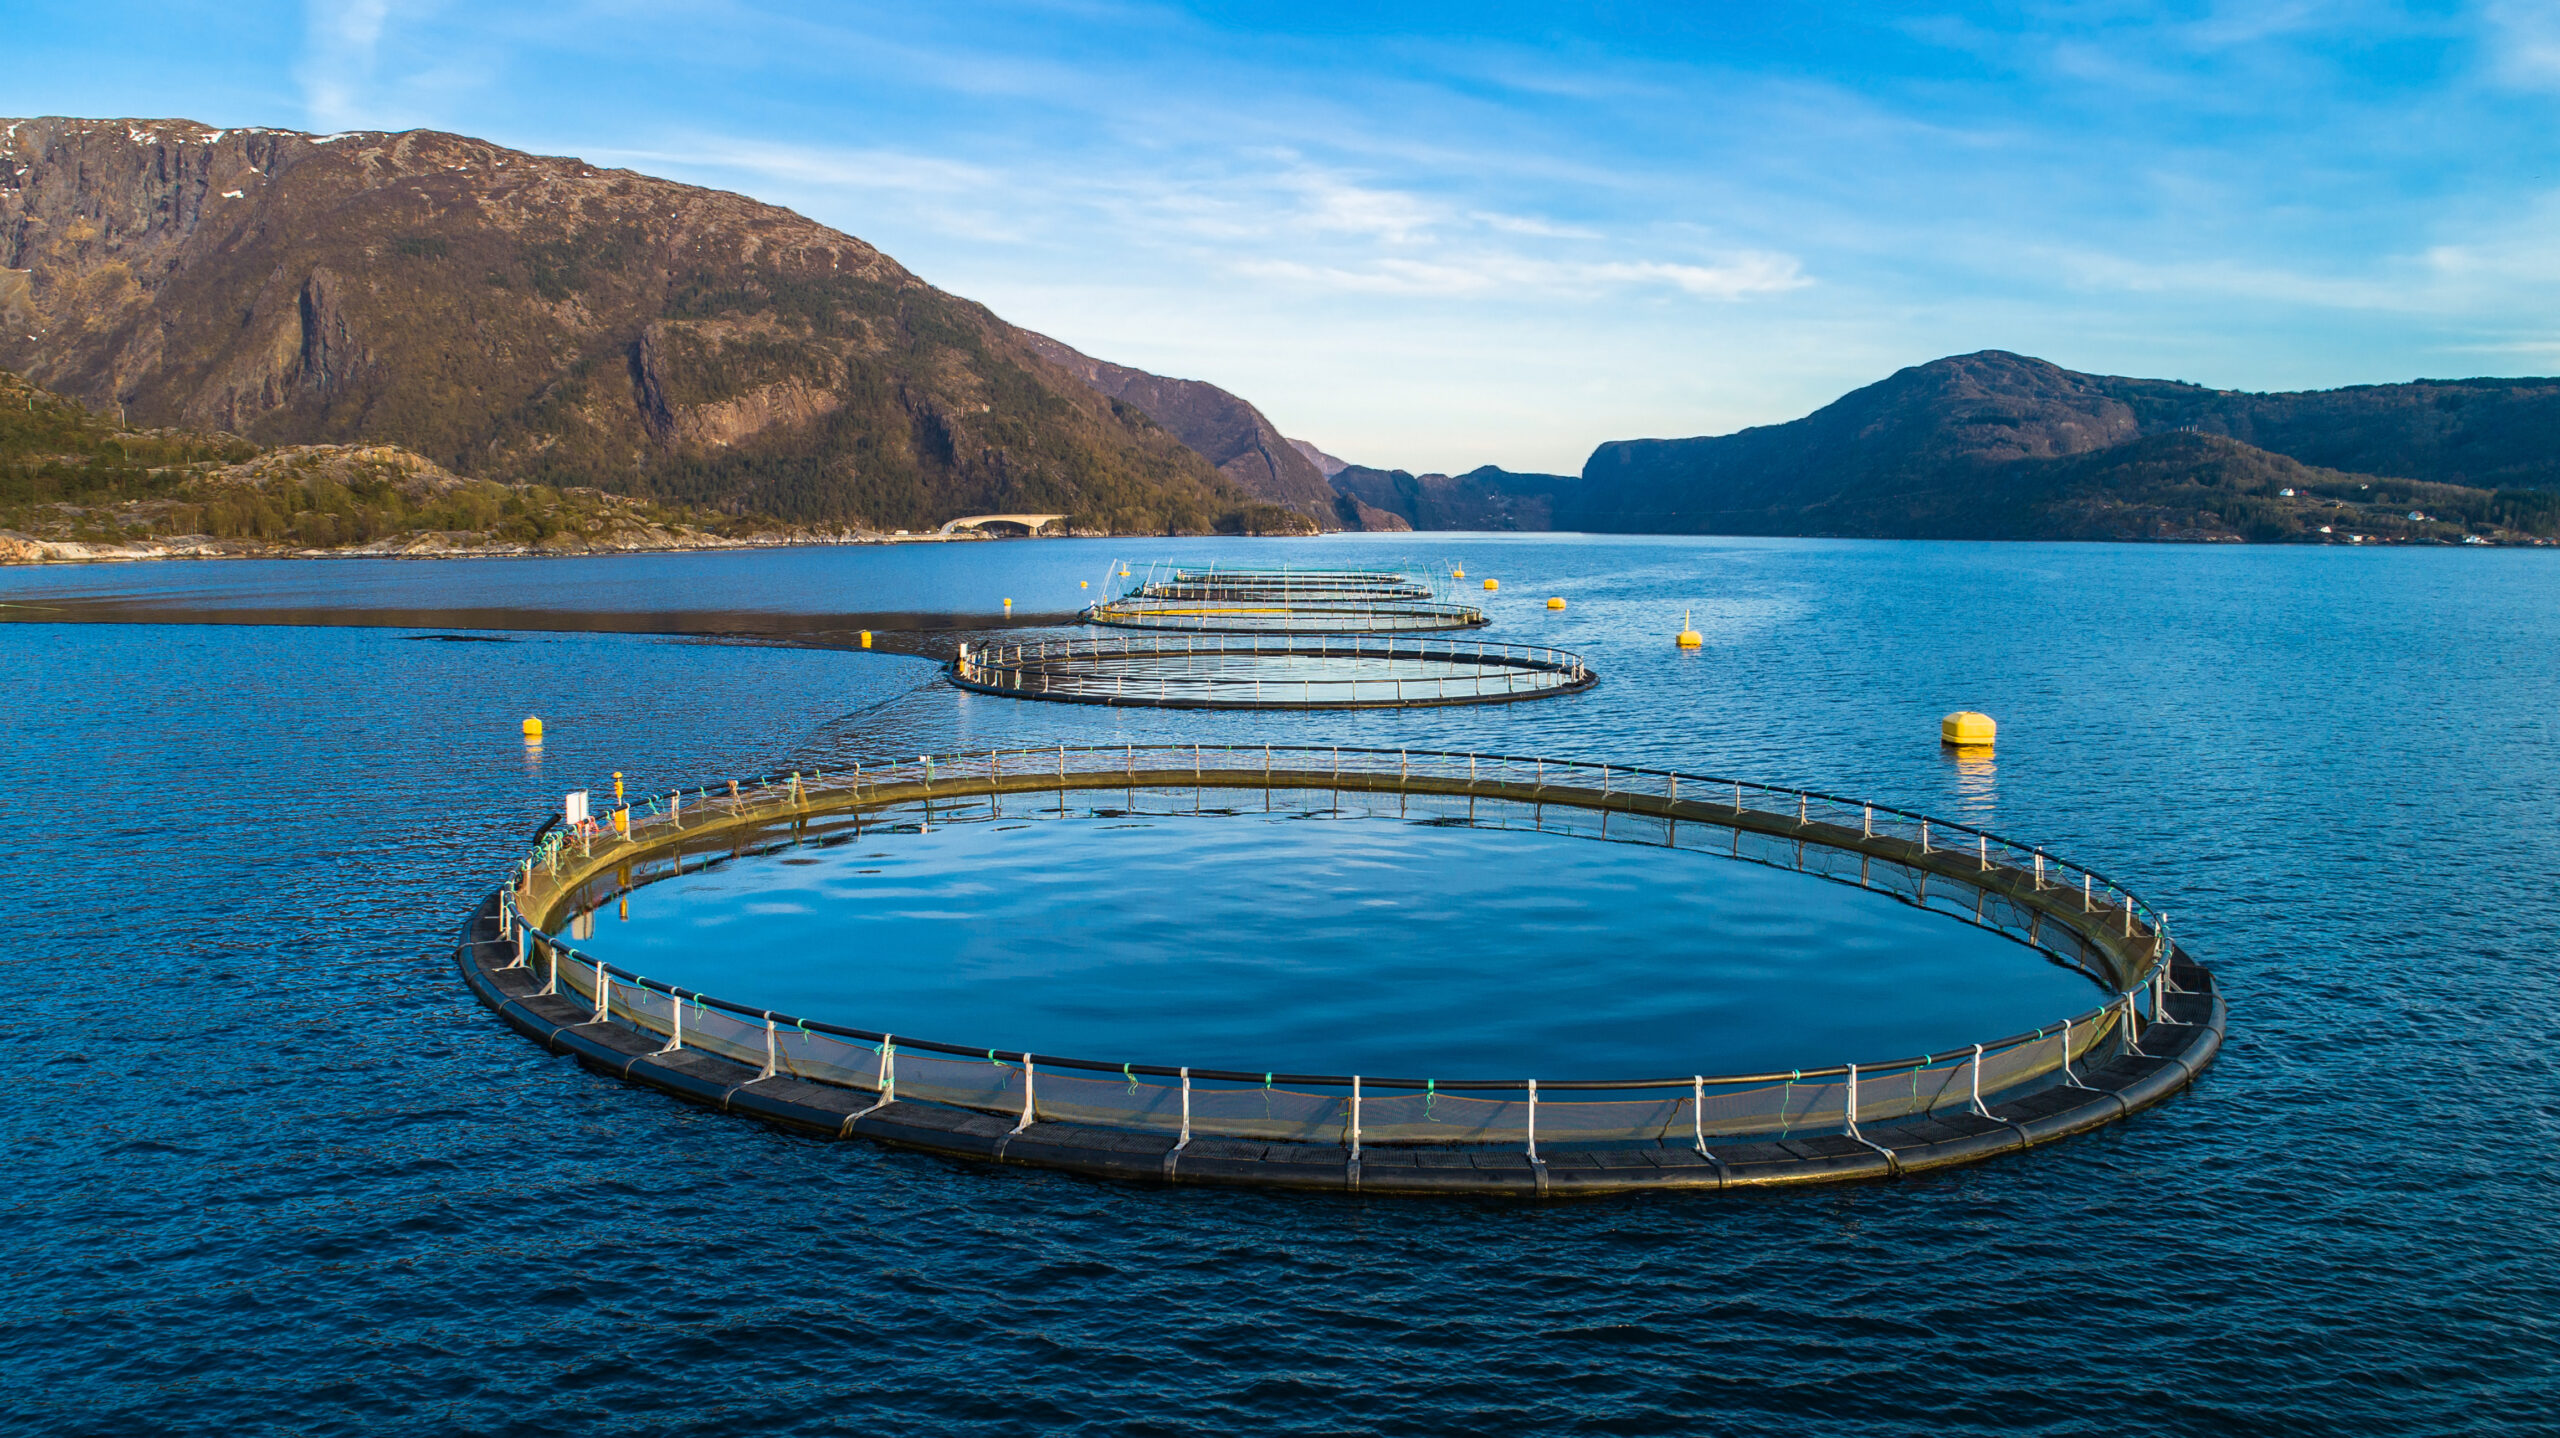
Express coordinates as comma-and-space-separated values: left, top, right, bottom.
939, 512, 1069, 536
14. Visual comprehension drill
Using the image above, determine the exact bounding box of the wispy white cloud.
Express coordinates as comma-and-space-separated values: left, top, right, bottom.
298, 0, 395, 131
1236, 251, 1807, 302
2484, 0, 2560, 90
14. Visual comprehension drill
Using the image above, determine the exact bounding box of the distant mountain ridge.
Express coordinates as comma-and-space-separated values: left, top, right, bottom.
1327, 464, 1570, 532
0, 117, 1309, 534
1569, 351, 2560, 540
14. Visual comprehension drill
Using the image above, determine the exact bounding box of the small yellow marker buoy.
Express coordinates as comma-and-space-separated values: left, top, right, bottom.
1452, 567, 1465, 579
520, 716, 543, 739
1941, 711, 1997, 747
1546, 596, 1565, 610
613, 771, 624, 803
1675, 607, 1703, 648
1120, 568, 1130, 577
1484, 578, 1499, 591
1003, 597, 1013, 612
859, 630, 872, 649
1080, 580, 1089, 589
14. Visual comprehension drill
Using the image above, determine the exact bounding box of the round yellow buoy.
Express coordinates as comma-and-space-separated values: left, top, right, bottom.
1452, 567, 1465, 579
1003, 597, 1013, 609
613, 771, 624, 803
859, 630, 872, 649
1079, 580, 1089, 589
1675, 606, 1702, 648
1546, 596, 1565, 610
1484, 578, 1499, 591
520, 715, 543, 738
1941, 711, 1997, 747
1119, 568, 1130, 577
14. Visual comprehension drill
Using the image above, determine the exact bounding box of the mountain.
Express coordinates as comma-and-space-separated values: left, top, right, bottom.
1288, 438, 1349, 478
1572, 351, 2560, 541
0, 363, 855, 560
1019, 334, 1338, 528
0, 117, 1310, 535
1328, 464, 1570, 531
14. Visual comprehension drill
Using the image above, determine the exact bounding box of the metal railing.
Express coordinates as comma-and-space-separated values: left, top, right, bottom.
1084, 596, 1489, 634
947, 635, 1595, 708
501, 745, 2190, 1155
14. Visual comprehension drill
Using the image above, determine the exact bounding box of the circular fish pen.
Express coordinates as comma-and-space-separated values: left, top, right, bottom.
456, 746, 2226, 1197
1132, 568, 1440, 603
1084, 595, 1488, 633
947, 636, 1595, 708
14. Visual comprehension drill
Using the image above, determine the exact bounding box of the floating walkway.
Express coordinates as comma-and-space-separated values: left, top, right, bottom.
456, 746, 2225, 1197
1083, 595, 1488, 634
1133, 568, 1439, 603
1084, 565, 1485, 633
947, 636, 1596, 709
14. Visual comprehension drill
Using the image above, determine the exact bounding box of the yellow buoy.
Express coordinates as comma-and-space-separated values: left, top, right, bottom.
1675, 607, 1702, 648
1485, 578, 1499, 591
520, 716, 543, 738
1003, 598, 1013, 610
1452, 567, 1465, 578
1546, 596, 1565, 609
613, 771, 624, 803
1120, 568, 1130, 577
859, 630, 872, 649
1941, 711, 1997, 747
1079, 580, 1089, 589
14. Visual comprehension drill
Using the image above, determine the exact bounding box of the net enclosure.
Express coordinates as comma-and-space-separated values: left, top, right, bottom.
1131, 567, 1440, 603
947, 635, 1596, 708
1084, 564, 1484, 633
1084, 594, 1488, 634
461, 745, 2226, 1196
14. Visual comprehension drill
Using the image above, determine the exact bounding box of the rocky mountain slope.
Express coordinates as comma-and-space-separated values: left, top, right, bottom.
0, 117, 1307, 535
1570, 351, 2560, 541
1019, 333, 1338, 527
1289, 438, 1349, 478
0, 364, 848, 560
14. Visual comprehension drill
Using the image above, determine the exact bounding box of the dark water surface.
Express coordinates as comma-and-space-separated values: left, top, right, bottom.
566, 803, 2095, 1077
3, 535, 2555, 1435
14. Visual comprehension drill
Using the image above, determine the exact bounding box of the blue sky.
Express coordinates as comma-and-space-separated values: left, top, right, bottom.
15, 2, 2560, 473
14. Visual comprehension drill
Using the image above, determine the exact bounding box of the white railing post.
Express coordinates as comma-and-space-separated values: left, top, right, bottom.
1350, 1076, 1362, 1158
1969, 1043, 1992, 1118
1692, 1075, 1707, 1154
853, 1036, 897, 1118
1526, 1078, 1540, 1163
1013, 1055, 1038, 1133
663, 989, 684, 1052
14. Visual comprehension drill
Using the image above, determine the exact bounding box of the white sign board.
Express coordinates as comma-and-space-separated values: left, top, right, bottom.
564, 790, 590, 826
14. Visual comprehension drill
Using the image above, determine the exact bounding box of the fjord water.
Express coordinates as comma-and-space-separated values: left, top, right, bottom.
565, 806, 2099, 1078
3, 535, 2554, 1434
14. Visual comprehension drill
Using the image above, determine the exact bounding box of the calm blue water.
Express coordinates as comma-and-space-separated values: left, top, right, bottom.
3, 535, 2556, 1434
566, 803, 2095, 1077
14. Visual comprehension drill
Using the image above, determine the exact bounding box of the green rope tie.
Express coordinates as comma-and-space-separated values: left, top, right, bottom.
795, 1019, 811, 1045
988, 1049, 1008, 1068
1425, 1078, 1438, 1121
1123, 1063, 1137, 1095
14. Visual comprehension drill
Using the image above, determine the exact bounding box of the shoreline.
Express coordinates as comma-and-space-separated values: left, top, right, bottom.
0, 527, 1021, 566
